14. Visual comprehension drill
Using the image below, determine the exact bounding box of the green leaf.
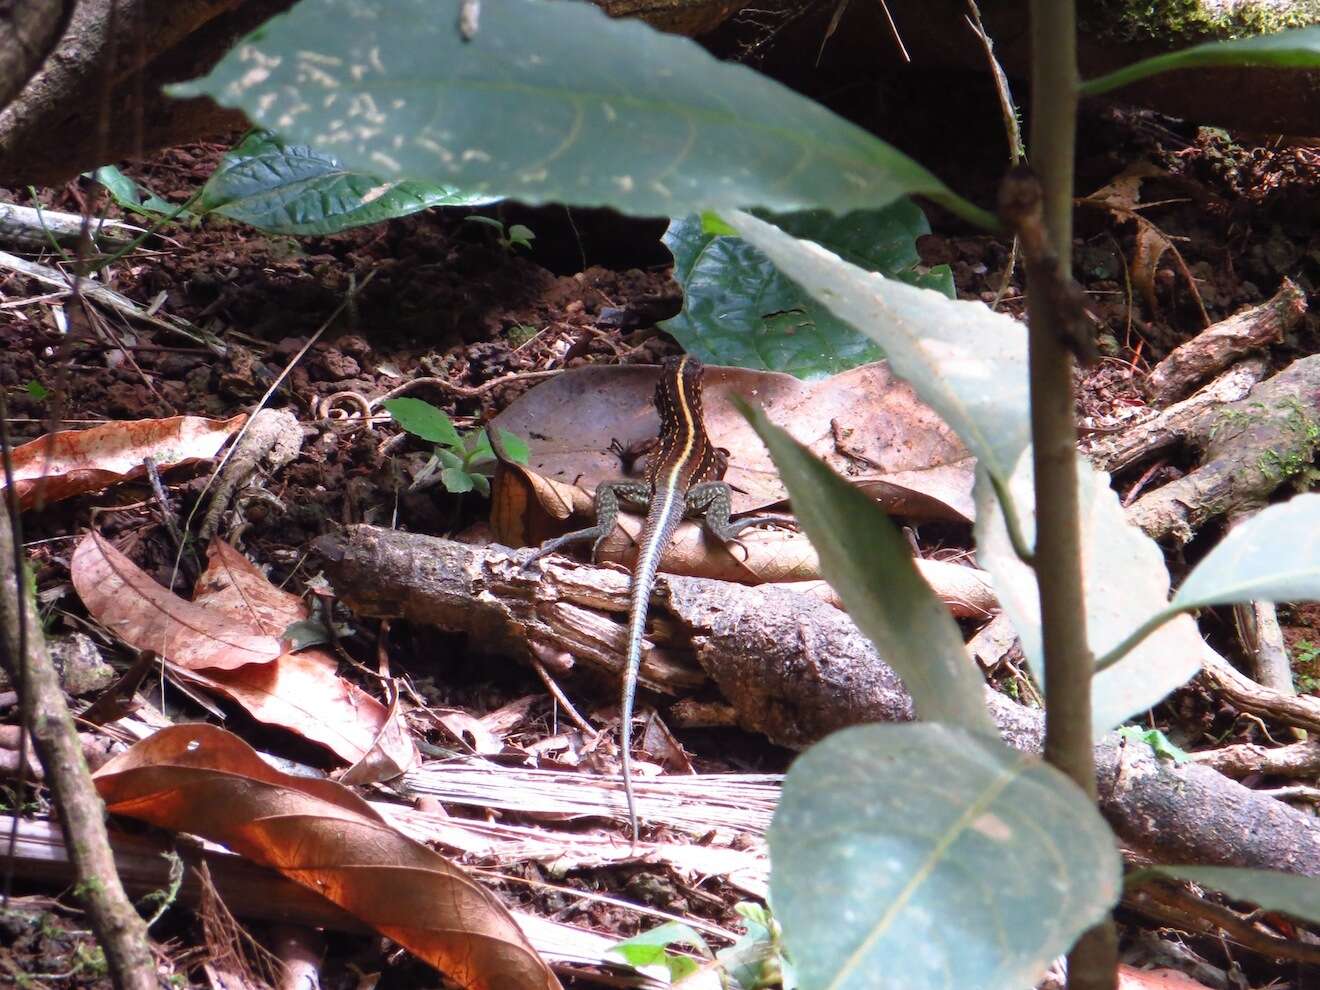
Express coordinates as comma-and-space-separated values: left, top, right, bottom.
170, 0, 995, 226
506, 223, 535, 249
283, 618, 332, 650
1083, 27, 1320, 96
464, 215, 505, 232
663, 202, 953, 378
441, 467, 475, 493
608, 922, 708, 980
25, 380, 49, 401
723, 209, 1028, 486
383, 398, 462, 446
90, 165, 143, 207
435, 448, 464, 470
1116, 726, 1190, 764
741, 401, 995, 735
1172, 493, 1320, 610
770, 723, 1121, 990
719, 904, 788, 990
199, 131, 490, 235
88, 165, 191, 221
470, 473, 491, 498
1146, 865, 1320, 926
496, 429, 530, 465
975, 455, 1205, 736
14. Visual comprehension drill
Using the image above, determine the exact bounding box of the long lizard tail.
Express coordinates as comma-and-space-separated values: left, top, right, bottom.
620, 491, 685, 840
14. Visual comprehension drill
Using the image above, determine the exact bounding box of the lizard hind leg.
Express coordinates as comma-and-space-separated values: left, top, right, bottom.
687, 481, 797, 559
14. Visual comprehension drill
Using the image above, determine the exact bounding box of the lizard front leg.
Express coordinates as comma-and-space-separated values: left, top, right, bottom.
524, 480, 652, 566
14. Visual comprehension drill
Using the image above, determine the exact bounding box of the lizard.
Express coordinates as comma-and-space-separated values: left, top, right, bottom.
523, 354, 795, 839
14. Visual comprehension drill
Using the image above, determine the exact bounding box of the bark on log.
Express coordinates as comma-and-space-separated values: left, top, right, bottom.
1143, 279, 1305, 407
313, 525, 1320, 875
1127, 355, 1320, 542
0, 0, 296, 187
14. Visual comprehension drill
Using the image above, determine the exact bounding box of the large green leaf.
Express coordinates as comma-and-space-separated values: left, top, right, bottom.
742, 402, 994, 735
1172, 493, 1320, 609
723, 209, 1028, 486
770, 724, 1121, 990
662, 205, 954, 378
1083, 26, 1320, 95
1146, 866, 1320, 925
170, 0, 995, 226
199, 131, 491, 235
974, 455, 1204, 737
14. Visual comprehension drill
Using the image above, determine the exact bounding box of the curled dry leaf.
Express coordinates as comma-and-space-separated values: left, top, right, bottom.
489, 361, 973, 521
6, 414, 244, 510
72, 534, 416, 772
94, 724, 562, 990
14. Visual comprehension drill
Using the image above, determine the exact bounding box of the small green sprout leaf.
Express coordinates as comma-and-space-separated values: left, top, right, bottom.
383, 398, 462, 447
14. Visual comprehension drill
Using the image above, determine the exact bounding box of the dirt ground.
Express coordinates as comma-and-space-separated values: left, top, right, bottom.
3, 72, 1320, 989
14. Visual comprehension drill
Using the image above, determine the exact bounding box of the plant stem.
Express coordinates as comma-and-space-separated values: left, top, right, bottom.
1027, 1, 1118, 987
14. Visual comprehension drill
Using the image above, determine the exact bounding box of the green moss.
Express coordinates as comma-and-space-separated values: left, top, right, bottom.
1089, 0, 1320, 45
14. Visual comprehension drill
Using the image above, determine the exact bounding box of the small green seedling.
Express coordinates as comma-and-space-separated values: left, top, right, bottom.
608, 922, 711, 984
608, 905, 795, 989
88, 165, 195, 223
1117, 726, 1190, 764
383, 396, 529, 497
463, 214, 536, 251
1293, 638, 1320, 667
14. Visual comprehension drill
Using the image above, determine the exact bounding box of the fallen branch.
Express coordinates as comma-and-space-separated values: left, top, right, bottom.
1127, 355, 1320, 542
1083, 357, 1267, 474
0, 505, 155, 989
1144, 279, 1306, 407
314, 526, 1320, 874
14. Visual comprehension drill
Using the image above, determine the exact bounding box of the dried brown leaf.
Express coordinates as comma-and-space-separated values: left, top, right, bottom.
489, 361, 973, 522
72, 532, 283, 671
7, 414, 244, 510
94, 724, 561, 990
73, 534, 415, 771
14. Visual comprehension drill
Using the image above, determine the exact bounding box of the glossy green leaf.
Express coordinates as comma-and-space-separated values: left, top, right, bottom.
1147, 866, 1320, 925
724, 209, 1028, 485
382, 398, 462, 446
742, 401, 994, 735
1172, 493, 1320, 609
662, 203, 954, 378
199, 131, 490, 235
1083, 27, 1320, 96
975, 455, 1204, 737
771, 723, 1121, 990
171, 0, 995, 226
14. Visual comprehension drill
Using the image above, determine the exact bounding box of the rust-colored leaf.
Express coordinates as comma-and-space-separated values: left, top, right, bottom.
7, 414, 244, 510
72, 532, 283, 671
94, 724, 561, 990
191, 539, 416, 776
73, 534, 416, 772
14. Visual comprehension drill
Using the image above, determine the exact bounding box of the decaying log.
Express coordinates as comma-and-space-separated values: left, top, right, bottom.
1084, 358, 1268, 474
1127, 355, 1320, 542
1144, 279, 1305, 407
314, 526, 1320, 875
